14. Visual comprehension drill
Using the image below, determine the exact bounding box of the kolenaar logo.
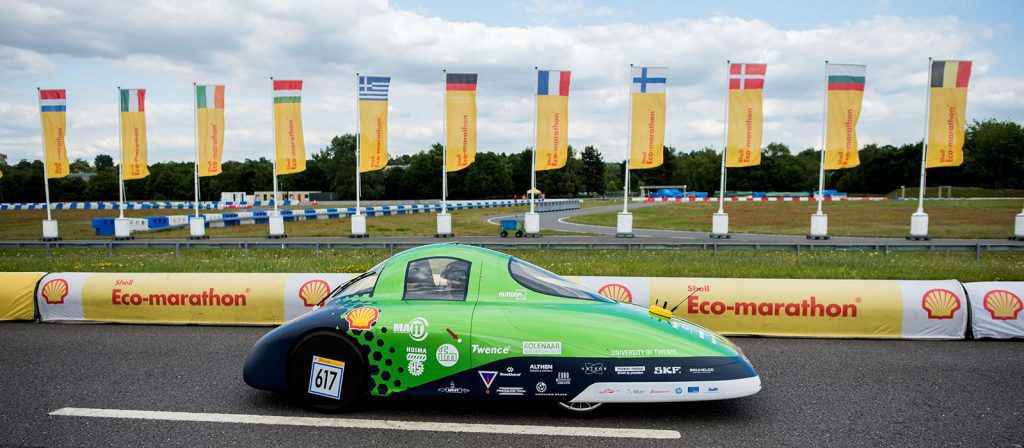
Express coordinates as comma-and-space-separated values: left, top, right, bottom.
392, 317, 429, 341
597, 283, 633, 303
41, 278, 69, 304
921, 288, 961, 320
523, 341, 561, 355
298, 279, 331, 307
983, 290, 1022, 320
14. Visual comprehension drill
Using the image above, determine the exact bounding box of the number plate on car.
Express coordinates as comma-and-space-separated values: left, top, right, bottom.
308, 356, 345, 400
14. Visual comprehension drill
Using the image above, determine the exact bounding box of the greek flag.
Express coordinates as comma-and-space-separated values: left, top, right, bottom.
359, 76, 390, 101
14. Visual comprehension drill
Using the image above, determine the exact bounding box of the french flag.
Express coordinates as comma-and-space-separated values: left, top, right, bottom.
537, 70, 570, 96
40, 89, 66, 112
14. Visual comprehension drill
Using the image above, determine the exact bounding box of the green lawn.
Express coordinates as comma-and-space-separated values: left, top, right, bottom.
2, 247, 1021, 281
571, 199, 1023, 239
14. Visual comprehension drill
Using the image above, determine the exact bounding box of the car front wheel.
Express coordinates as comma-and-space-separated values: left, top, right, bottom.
286, 331, 367, 412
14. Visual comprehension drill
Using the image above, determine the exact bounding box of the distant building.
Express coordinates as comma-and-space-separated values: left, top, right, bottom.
253, 191, 320, 202
68, 172, 95, 182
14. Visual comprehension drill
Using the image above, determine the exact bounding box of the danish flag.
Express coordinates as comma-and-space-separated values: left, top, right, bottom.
729, 63, 767, 90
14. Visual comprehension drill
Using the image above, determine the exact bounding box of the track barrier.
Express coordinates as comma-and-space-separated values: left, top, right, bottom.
0, 272, 44, 321
963, 282, 1024, 339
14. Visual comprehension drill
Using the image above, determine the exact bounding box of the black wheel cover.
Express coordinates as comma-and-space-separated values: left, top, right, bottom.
286, 331, 367, 412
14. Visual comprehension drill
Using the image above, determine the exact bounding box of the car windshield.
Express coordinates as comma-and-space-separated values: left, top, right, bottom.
508, 258, 613, 302
327, 260, 386, 303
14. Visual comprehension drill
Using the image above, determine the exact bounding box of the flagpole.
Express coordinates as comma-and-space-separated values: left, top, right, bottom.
442, 69, 448, 214
37, 88, 53, 222
193, 83, 201, 219
530, 67, 538, 214
816, 61, 828, 215
270, 77, 280, 214
916, 57, 932, 214
623, 64, 633, 213
117, 86, 125, 219
717, 60, 730, 215
355, 72, 361, 215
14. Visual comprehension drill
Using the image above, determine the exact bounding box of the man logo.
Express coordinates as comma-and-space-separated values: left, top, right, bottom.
597, 283, 632, 303
298, 279, 330, 307
983, 290, 1022, 320
921, 289, 961, 320
393, 317, 429, 341
41, 278, 68, 305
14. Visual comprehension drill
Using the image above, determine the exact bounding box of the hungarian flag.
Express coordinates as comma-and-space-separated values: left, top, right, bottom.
273, 80, 305, 175
725, 63, 766, 168
825, 64, 866, 170
358, 76, 390, 173
927, 60, 972, 168
445, 73, 477, 172
119, 88, 149, 180
39, 89, 69, 178
535, 70, 570, 171
629, 67, 667, 169
196, 85, 225, 177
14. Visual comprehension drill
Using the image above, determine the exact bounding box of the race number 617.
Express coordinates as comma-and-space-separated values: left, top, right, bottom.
308, 356, 346, 400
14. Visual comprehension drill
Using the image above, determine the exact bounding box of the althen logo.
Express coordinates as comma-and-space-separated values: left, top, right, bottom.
41, 278, 69, 304
597, 283, 632, 303
298, 280, 331, 307
921, 289, 961, 320
982, 290, 1022, 320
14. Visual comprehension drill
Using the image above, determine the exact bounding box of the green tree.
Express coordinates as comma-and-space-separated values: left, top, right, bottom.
580, 145, 606, 195
94, 154, 114, 170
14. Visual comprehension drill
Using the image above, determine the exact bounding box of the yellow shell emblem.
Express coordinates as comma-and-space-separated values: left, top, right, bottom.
41, 279, 69, 304
346, 306, 379, 330
299, 279, 331, 307
597, 283, 633, 303
921, 288, 961, 320
983, 290, 1022, 321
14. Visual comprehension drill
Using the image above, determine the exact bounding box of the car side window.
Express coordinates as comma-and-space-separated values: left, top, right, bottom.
403, 257, 471, 301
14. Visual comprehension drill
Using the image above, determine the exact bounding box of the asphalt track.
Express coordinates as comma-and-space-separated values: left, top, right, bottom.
1, 322, 1021, 447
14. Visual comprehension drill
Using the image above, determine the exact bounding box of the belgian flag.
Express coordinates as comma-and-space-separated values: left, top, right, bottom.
927, 60, 972, 168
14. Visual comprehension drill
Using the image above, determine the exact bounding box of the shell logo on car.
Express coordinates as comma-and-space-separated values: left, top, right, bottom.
921, 289, 961, 320
983, 290, 1022, 320
41, 279, 69, 305
298, 280, 331, 307
598, 283, 633, 303
345, 306, 379, 330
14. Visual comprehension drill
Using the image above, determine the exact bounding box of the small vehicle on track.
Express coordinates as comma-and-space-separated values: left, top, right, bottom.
243, 243, 760, 412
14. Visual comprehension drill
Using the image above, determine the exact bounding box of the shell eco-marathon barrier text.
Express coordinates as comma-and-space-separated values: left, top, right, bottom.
15, 272, 1024, 339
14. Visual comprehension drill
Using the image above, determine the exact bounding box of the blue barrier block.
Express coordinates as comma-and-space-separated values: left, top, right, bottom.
145, 216, 170, 229
91, 218, 116, 236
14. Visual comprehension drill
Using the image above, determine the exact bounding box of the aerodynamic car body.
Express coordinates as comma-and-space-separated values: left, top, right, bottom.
243, 243, 760, 412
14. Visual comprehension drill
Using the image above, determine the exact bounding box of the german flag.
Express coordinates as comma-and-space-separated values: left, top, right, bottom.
445, 73, 477, 172
927, 60, 972, 168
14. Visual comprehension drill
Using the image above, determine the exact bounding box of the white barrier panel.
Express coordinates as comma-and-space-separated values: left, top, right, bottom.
964, 282, 1024, 339
36, 273, 355, 325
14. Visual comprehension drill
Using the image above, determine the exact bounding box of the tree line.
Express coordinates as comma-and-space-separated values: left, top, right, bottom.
0, 119, 1020, 203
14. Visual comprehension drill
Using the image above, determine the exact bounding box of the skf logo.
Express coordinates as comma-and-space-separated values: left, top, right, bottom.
41, 279, 69, 304
598, 283, 632, 303
345, 306, 379, 330
298, 280, 331, 307
983, 290, 1022, 320
654, 366, 681, 375
921, 289, 961, 320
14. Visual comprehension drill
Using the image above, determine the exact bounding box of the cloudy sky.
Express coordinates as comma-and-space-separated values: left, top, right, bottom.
0, 0, 1021, 165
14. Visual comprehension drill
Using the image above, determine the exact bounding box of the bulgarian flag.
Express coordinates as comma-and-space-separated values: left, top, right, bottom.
824, 64, 866, 170
119, 88, 149, 180
196, 85, 225, 176
273, 80, 305, 175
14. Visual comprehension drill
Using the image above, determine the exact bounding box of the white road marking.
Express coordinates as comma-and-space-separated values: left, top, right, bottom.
50, 407, 681, 440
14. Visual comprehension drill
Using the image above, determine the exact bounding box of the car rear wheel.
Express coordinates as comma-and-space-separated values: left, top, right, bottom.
500, 230, 509, 238
286, 331, 367, 412
556, 401, 604, 414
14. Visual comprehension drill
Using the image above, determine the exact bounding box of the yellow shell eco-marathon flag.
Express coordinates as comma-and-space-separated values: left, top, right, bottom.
726, 63, 766, 168
273, 80, 306, 175
358, 76, 391, 172
445, 73, 477, 172
629, 67, 667, 169
927, 60, 972, 168
119, 89, 149, 180
536, 70, 570, 171
196, 85, 225, 176
825, 64, 866, 170
40, 89, 70, 178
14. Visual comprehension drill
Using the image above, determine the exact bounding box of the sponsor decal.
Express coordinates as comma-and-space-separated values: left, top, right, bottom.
626, 388, 645, 396
522, 341, 562, 355
497, 386, 525, 396
686, 294, 858, 318
392, 317, 429, 341
615, 366, 646, 375
921, 289, 961, 320
598, 388, 619, 395
649, 388, 671, 395
707, 386, 720, 394
982, 290, 1022, 320
529, 364, 554, 373
687, 386, 699, 394
471, 344, 510, 355
500, 366, 522, 377
654, 366, 682, 375
536, 382, 547, 393
41, 279, 69, 304
582, 363, 606, 375
437, 381, 469, 394
597, 283, 633, 303
111, 287, 248, 307
298, 280, 330, 307
345, 306, 379, 330
406, 347, 426, 376
435, 343, 459, 367
609, 348, 679, 356
497, 290, 527, 300
478, 371, 497, 392
556, 371, 571, 385
689, 367, 715, 374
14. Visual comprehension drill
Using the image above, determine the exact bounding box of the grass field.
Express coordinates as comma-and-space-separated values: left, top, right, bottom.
570, 200, 1024, 239
2, 247, 1022, 281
